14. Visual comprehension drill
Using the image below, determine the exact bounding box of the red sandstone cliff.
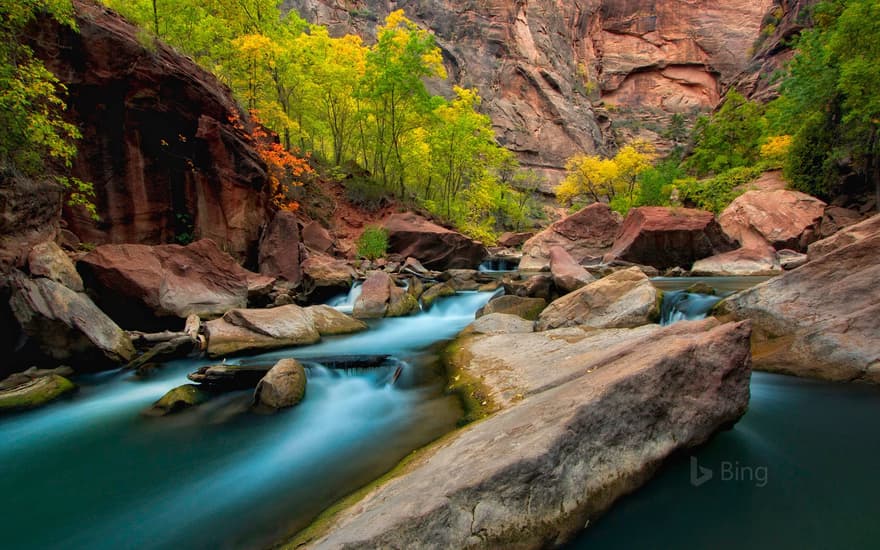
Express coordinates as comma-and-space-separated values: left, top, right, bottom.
285, 0, 773, 183
30, 0, 272, 263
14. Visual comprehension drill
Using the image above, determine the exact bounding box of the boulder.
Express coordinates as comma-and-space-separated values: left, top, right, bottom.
77, 239, 254, 330
536, 267, 660, 331
776, 249, 808, 270
307, 319, 751, 548
352, 271, 394, 319
520, 203, 622, 271
604, 207, 734, 269
301, 221, 334, 254
719, 189, 826, 251
383, 213, 487, 270
807, 213, 880, 260
301, 252, 356, 302
420, 282, 456, 309
497, 231, 533, 248
144, 384, 211, 416
27, 241, 83, 291
0, 366, 74, 391
353, 271, 418, 319
502, 274, 555, 301
477, 296, 547, 321
690, 247, 782, 276
253, 358, 307, 412
466, 313, 535, 336
258, 211, 301, 286
205, 305, 321, 357
9, 275, 135, 369
305, 305, 367, 336
816, 206, 863, 240
0, 374, 76, 413
549, 246, 595, 293
719, 215, 880, 382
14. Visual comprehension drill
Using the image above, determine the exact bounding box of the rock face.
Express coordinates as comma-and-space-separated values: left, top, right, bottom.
604, 207, 734, 269
691, 247, 782, 277
0, 173, 62, 273
721, 214, 880, 382
384, 213, 487, 270
253, 358, 307, 411
31, 0, 270, 262
719, 189, 826, 251
258, 211, 301, 287
807, 212, 880, 260
9, 275, 135, 370
536, 267, 660, 331
520, 204, 622, 271
288, 0, 771, 178
305, 319, 751, 548
78, 240, 257, 330
549, 246, 595, 294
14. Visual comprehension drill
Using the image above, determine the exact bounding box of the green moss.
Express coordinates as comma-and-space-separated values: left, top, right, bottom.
145, 384, 211, 416
0, 375, 76, 413
386, 293, 419, 317
649, 290, 664, 324
420, 282, 455, 309
442, 337, 497, 425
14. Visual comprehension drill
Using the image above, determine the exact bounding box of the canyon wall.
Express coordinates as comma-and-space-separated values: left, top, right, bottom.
286, 0, 774, 183
31, 0, 271, 263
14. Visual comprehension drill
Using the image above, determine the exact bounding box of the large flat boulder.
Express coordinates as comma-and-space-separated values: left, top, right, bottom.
304, 319, 751, 548
604, 207, 733, 269
77, 239, 258, 330
384, 213, 487, 270
536, 267, 660, 331
205, 305, 321, 357
691, 247, 782, 276
258, 211, 301, 287
720, 214, 880, 382
719, 189, 826, 251
520, 203, 622, 271
9, 275, 135, 370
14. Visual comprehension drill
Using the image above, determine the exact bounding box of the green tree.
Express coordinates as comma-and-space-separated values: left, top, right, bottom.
0, 0, 96, 216
686, 90, 766, 176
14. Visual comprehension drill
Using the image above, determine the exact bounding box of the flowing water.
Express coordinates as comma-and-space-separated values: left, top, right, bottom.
0, 291, 497, 550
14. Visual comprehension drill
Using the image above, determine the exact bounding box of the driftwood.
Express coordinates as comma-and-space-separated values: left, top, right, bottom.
129, 330, 188, 345
123, 336, 197, 371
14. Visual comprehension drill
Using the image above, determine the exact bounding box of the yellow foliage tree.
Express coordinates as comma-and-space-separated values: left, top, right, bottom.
558, 140, 656, 208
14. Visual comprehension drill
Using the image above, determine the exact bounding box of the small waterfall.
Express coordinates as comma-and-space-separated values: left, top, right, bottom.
326, 282, 363, 314
659, 290, 723, 325
478, 258, 519, 273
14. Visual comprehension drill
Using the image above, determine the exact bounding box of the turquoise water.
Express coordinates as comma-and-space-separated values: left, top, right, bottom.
571, 373, 880, 549
0, 291, 496, 550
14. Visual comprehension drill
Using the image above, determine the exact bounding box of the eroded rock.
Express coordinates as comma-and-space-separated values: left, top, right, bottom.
719, 189, 826, 251
253, 358, 307, 412
691, 247, 782, 276
536, 267, 660, 331
520, 204, 621, 271
549, 246, 595, 294
205, 305, 321, 357
0, 374, 76, 413
384, 213, 487, 270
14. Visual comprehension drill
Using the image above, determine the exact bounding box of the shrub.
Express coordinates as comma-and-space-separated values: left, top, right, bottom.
675, 165, 765, 213
356, 226, 389, 259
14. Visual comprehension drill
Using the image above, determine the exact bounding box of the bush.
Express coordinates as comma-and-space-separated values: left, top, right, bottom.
356, 226, 389, 259
675, 165, 765, 213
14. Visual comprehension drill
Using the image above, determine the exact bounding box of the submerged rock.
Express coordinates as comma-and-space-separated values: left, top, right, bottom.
305, 319, 751, 548
253, 359, 307, 412
536, 267, 660, 331
144, 384, 211, 417
353, 271, 418, 319
719, 214, 880, 382
420, 282, 456, 309
0, 374, 76, 413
